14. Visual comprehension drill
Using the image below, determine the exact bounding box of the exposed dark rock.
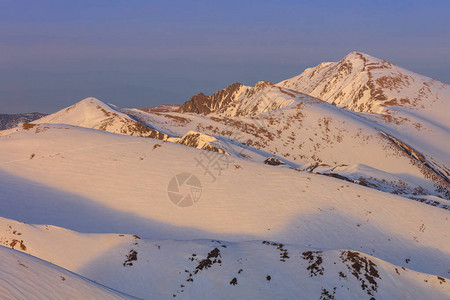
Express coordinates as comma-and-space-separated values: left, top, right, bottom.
229, 277, 238, 285
123, 250, 138, 267
264, 157, 285, 166
178, 83, 245, 115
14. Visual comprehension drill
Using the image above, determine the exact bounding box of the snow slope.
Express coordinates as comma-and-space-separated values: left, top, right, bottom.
0, 245, 135, 299
0, 217, 449, 299
122, 95, 449, 199
277, 52, 450, 181
0, 125, 449, 278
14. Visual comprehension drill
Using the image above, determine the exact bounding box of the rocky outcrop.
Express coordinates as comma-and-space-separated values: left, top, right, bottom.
178, 82, 248, 115
176, 131, 228, 154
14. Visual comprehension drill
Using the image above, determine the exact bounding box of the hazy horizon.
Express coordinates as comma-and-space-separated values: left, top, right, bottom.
1, 0, 449, 114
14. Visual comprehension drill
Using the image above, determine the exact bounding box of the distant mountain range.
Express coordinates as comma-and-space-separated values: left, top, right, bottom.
0, 112, 47, 130
1, 52, 449, 299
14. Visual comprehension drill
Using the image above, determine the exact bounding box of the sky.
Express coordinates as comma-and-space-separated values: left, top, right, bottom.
0, 0, 449, 113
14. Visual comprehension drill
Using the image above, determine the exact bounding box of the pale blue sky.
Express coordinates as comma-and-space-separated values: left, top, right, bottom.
1, 0, 449, 113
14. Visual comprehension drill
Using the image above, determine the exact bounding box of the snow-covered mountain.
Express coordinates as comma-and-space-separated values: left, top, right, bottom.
278, 52, 450, 119
128, 90, 449, 199
278, 52, 450, 183
33, 97, 170, 140
177, 81, 299, 117
1, 51, 449, 299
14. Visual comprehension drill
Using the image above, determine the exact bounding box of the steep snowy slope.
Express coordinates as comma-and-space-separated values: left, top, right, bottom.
213, 83, 300, 117
0, 245, 135, 299
33, 97, 169, 140
178, 81, 300, 117
0, 217, 449, 299
277, 52, 450, 180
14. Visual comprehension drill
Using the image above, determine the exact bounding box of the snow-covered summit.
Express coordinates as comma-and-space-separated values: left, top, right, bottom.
32, 97, 169, 139
277, 51, 450, 123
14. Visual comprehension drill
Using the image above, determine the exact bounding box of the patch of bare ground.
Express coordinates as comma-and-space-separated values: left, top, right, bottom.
340, 250, 379, 297
320, 287, 336, 300
409, 197, 450, 211
123, 250, 137, 267
376, 74, 410, 92
162, 114, 191, 124
22, 123, 36, 130
301, 250, 324, 277
10, 239, 27, 251
262, 241, 290, 262
180, 246, 223, 296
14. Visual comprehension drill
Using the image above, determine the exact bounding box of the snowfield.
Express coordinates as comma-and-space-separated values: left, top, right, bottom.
0, 218, 449, 299
0, 246, 135, 299
0, 51, 449, 299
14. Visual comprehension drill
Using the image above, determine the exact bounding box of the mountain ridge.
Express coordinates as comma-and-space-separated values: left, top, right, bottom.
1, 51, 449, 299
0, 112, 47, 130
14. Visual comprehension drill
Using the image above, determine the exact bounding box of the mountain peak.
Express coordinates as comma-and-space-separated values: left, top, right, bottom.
76, 97, 103, 105
278, 52, 449, 117
31, 97, 170, 139
343, 51, 382, 63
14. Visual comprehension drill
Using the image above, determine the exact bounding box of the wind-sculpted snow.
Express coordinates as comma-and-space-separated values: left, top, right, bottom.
0, 217, 448, 299
0, 126, 449, 275
0, 245, 136, 299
